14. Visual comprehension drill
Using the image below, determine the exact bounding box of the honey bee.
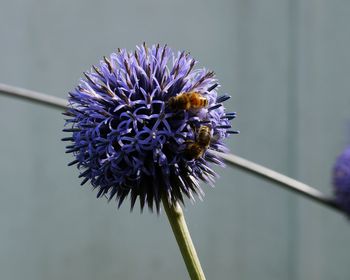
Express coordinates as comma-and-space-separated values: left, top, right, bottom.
168, 92, 208, 111
184, 125, 211, 160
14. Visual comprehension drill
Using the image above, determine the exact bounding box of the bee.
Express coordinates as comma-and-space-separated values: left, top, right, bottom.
184, 125, 211, 160
168, 92, 208, 111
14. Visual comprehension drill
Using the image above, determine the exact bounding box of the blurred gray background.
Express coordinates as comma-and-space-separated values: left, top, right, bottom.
0, 0, 350, 279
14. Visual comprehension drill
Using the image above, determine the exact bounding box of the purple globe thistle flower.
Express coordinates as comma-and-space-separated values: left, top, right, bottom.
63, 43, 237, 212
332, 146, 350, 216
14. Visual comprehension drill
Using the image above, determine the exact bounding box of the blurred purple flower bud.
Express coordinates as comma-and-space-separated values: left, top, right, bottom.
332, 146, 350, 216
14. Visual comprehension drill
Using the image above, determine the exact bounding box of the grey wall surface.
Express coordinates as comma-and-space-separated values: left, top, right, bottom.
0, 0, 349, 279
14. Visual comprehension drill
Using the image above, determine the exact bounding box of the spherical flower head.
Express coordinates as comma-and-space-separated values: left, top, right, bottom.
63, 43, 237, 212
332, 146, 350, 216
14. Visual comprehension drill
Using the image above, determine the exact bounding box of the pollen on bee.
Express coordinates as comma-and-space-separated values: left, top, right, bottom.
168, 91, 208, 112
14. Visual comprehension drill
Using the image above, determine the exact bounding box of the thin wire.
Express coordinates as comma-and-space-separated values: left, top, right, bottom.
210, 151, 341, 213
0, 83, 342, 214
0, 83, 67, 110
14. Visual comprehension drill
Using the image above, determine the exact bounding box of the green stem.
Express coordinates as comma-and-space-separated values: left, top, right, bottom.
162, 195, 206, 280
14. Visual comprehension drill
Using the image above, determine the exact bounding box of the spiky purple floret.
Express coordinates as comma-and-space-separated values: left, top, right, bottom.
333, 146, 350, 216
63, 43, 236, 212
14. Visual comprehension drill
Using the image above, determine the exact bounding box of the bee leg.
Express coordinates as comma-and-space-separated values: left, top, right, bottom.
187, 122, 199, 134
184, 139, 194, 145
